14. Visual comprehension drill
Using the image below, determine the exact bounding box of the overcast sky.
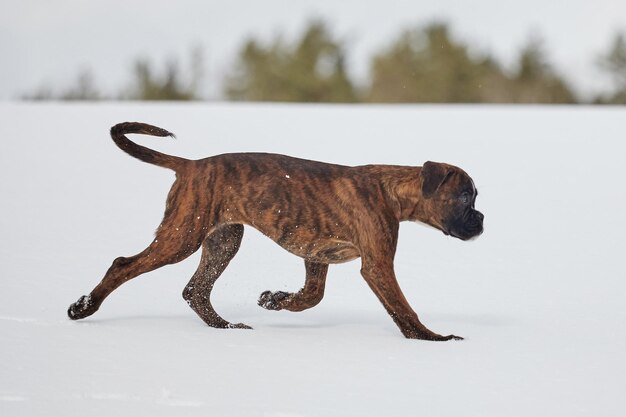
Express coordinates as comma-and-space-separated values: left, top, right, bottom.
2, 0, 626, 100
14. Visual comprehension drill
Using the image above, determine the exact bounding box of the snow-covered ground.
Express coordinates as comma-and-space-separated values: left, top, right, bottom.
1, 103, 625, 416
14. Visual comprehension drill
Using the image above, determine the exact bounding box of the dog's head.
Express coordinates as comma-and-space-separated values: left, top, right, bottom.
419, 161, 484, 241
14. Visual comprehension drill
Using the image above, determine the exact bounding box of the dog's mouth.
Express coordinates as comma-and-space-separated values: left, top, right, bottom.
442, 212, 484, 241
447, 228, 482, 241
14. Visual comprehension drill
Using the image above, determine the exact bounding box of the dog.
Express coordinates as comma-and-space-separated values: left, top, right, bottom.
68, 122, 483, 341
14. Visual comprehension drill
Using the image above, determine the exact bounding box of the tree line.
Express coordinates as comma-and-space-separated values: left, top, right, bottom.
24, 21, 626, 104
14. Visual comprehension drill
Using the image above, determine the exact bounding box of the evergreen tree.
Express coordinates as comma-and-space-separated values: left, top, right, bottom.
22, 68, 101, 100
597, 33, 626, 104
126, 58, 196, 101
60, 69, 101, 100
509, 39, 577, 103
367, 24, 577, 104
367, 24, 504, 103
225, 21, 357, 102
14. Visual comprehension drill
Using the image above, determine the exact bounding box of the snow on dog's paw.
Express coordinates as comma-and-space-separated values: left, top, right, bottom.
227, 322, 252, 330
67, 295, 96, 320
257, 290, 290, 311
439, 334, 464, 341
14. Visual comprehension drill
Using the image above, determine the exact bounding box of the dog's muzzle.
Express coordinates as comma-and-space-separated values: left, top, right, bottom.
446, 210, 484, 241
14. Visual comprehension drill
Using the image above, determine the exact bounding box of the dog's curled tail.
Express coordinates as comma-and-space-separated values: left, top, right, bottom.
110, 122, 187, 171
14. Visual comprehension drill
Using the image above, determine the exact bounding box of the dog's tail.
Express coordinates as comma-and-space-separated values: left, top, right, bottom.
110, 122, 187, 171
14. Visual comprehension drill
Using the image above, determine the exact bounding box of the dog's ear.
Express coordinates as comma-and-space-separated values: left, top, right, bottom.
421, 161, 453, 198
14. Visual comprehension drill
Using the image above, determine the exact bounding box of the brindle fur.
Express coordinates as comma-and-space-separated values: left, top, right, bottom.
68, 122, 484, 341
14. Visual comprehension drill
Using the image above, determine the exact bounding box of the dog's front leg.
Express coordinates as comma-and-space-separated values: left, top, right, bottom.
258, 261, 328, 312
360, 257, 462, 341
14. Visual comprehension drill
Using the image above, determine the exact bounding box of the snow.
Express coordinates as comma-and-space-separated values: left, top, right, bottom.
1, 103, 625, 416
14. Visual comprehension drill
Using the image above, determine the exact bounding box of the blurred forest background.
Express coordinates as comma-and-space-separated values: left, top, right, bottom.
23, 21, 626, 104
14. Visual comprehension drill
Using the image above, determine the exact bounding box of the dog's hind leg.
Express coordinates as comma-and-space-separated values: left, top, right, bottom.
182, 224, 250, 329
68, 202, 208, 320
258, 261, 328, 312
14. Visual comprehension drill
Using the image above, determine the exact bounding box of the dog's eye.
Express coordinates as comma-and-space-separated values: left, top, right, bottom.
459, 193, 470, 204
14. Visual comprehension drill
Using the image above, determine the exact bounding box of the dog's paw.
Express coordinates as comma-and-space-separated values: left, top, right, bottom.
67, 295, 97, 320
401, 327, 464, 341
227, 322, 253, 330
258, 290, 290, 311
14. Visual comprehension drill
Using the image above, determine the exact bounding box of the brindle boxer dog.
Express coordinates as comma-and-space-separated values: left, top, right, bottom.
68, 122, 484, 341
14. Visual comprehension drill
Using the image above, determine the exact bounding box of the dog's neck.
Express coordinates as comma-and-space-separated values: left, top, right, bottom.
376, 166, 426, 223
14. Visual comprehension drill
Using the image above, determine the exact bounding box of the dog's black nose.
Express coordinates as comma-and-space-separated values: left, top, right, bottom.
476, 211, 484, 222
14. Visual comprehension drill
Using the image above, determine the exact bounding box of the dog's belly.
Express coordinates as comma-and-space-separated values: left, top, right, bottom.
292, 240, 360, 264
244, 221, 360, 264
